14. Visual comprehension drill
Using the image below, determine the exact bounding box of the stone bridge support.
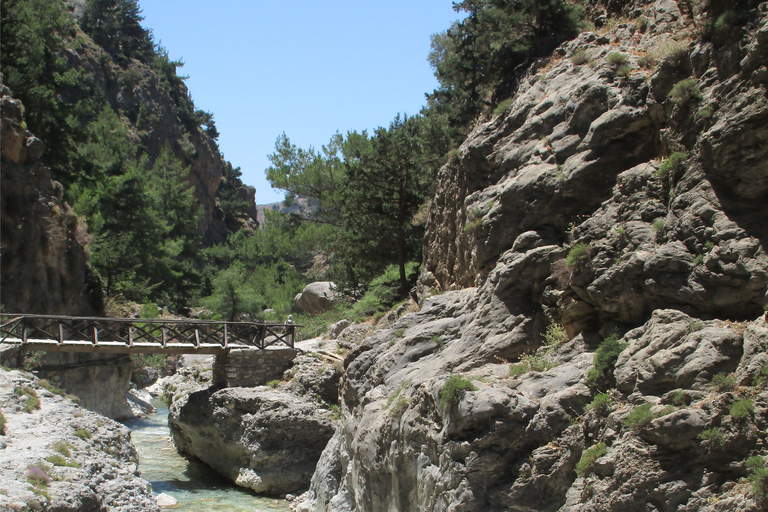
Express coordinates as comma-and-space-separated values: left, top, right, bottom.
213, 347, 298, 388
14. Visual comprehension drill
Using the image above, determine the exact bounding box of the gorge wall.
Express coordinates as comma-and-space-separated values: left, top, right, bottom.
299, 1, 768, 511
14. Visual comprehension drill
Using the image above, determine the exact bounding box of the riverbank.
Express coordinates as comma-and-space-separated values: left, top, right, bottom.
125, 398, 289, 512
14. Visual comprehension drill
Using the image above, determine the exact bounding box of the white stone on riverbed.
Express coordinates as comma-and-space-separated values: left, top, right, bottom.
156, 493, 178, 507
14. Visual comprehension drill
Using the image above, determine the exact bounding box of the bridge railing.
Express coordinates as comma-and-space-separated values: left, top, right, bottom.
0, 314, 298, 352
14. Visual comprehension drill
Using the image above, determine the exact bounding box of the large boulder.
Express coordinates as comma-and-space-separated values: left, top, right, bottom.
168, 386, 335, 495
293, 281, 337, 315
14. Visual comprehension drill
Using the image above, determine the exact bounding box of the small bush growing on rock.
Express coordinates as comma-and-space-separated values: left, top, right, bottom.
389, 397, 409, 419
753, 365, 768, 388
635, 15, 648, 33
586, 393, 612, 416
74, 428, 92, 440
747, 456, 768, 499
386, 381, 410, 409
440, 375, 476, 408
606, 52, 629, 66
51, 441, 72, 457
575, 442, 607, 477
25, 465, 51, 488
668, 78, 702, 105
698, 427, 724, 449
731, 399, 754, 420
655, 151, 689, 178
45, 454, 80, 468
652, 219, 665, 232
570, 50, 592, 65
623, 403, 673, 432
544, 322, 568, 348
711, 372, 736, 392
616, 64, 631, 77
638, 52, 657, 68
493, 98, 513, 118
586, 334, 627, 389
15, 385, 40, 413
510, 354, 559, 377
0, 411, 5, 435
566, 243, 591, 268
266, 380, 281, 388
659, 40, 689, 66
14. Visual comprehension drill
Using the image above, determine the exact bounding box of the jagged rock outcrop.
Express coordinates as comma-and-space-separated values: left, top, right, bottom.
0, 369, 159, 511
299, 2, 768, 511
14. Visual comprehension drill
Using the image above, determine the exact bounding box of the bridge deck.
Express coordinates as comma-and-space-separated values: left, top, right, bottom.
0, 314, 297, 354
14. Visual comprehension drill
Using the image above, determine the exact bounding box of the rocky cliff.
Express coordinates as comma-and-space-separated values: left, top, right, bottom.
298, 2, 768, 511
0, 368, 159, 511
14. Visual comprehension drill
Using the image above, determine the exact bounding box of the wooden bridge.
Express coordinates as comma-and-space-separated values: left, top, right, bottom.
0, 313, 297, 355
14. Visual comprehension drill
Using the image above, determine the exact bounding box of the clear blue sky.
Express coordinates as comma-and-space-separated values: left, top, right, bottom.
139, 1, 461, 205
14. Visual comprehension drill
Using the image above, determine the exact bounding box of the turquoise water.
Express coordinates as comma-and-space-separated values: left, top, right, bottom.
124, 400, 290, 512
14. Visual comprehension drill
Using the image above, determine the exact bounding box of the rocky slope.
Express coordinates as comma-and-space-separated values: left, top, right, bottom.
0, 368, 158, 511
297, 2, 768, 511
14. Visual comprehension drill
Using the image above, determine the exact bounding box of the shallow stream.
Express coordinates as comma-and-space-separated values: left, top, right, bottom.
124, 400, 290, 512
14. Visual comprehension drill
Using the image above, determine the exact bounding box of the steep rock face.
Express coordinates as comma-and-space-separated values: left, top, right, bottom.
0, 85, 101, 315
303, 2, 768, 511
0, 369, 159, 512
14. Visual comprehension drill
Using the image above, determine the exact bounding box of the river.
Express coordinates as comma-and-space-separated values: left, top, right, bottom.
124, 400, 290, 512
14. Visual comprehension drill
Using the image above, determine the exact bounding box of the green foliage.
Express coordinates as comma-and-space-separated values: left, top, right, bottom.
616, 64, 631, 77
51, 441, 73, 458
74, 429, 92, 440
571, 50, 592, 65
16, 386, 41, 413
652, 219, 665, 232
130, 353, 176, 377
623, 403, 674, 432
586, 393, 612, 416
544, 322, 568, 348
510, 354, 559, 377
25, 465, 51, 488
747, 456, 768, 499
80, 0, 154, 62
266, 380, 281, 388
668, 78, 702, 105
635, 15, 648, 33
655, 152, 689, 178
492, 98, 514, 117
45, 454, 80, 468
753, 365, 768, 388
575, 442, 606, 477
202, 262, 262, 321
389, 397, 409, 419
566, 243, 591, 268
731, 398, 754, 420
586, 334, 628, 390
711, 372, 737, 392
698, 427, 724, 448
427, 0, 585, 128
0, 411, 5, 435
440, 375, 476, 407
606, 53, 629, 66
386, 381, 411, 409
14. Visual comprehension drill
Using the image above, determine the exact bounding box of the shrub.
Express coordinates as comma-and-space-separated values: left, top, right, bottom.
386, 381, 410, 409
655, 152, 689, 178
635, 15, 648, 33
493, 98, 514, 118
566, 243, 591, 268
616, 64, 631, 77
570, 50, 592, 65
0, 411, 5, 435
747, 456, 768, 499
698, 427, 724, 448
658, 40, 689, 65
607, 53, 629, 66
16, 385, 41, 413
586, 334, 627, 389
25, 465, 51, 488
731, 398, 754, 420
38, 379, 65, 396
586, 393, 612, 416
753, 365, 768, 388
266, 380, 281, 388
440, 375, 476, 407
543, 322, 568, 348
45, 454, 80, 468
638, 52, 657, 68
51, 441, 72, 457
74, 429, 92, 440
510, 354, 559, 377
711, 372, 736, 392
389, 397, 409, 419
668, 78, 702, 105
652, 219, 665, 232
575, 442, 607, 477
623, 403, 673, 432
